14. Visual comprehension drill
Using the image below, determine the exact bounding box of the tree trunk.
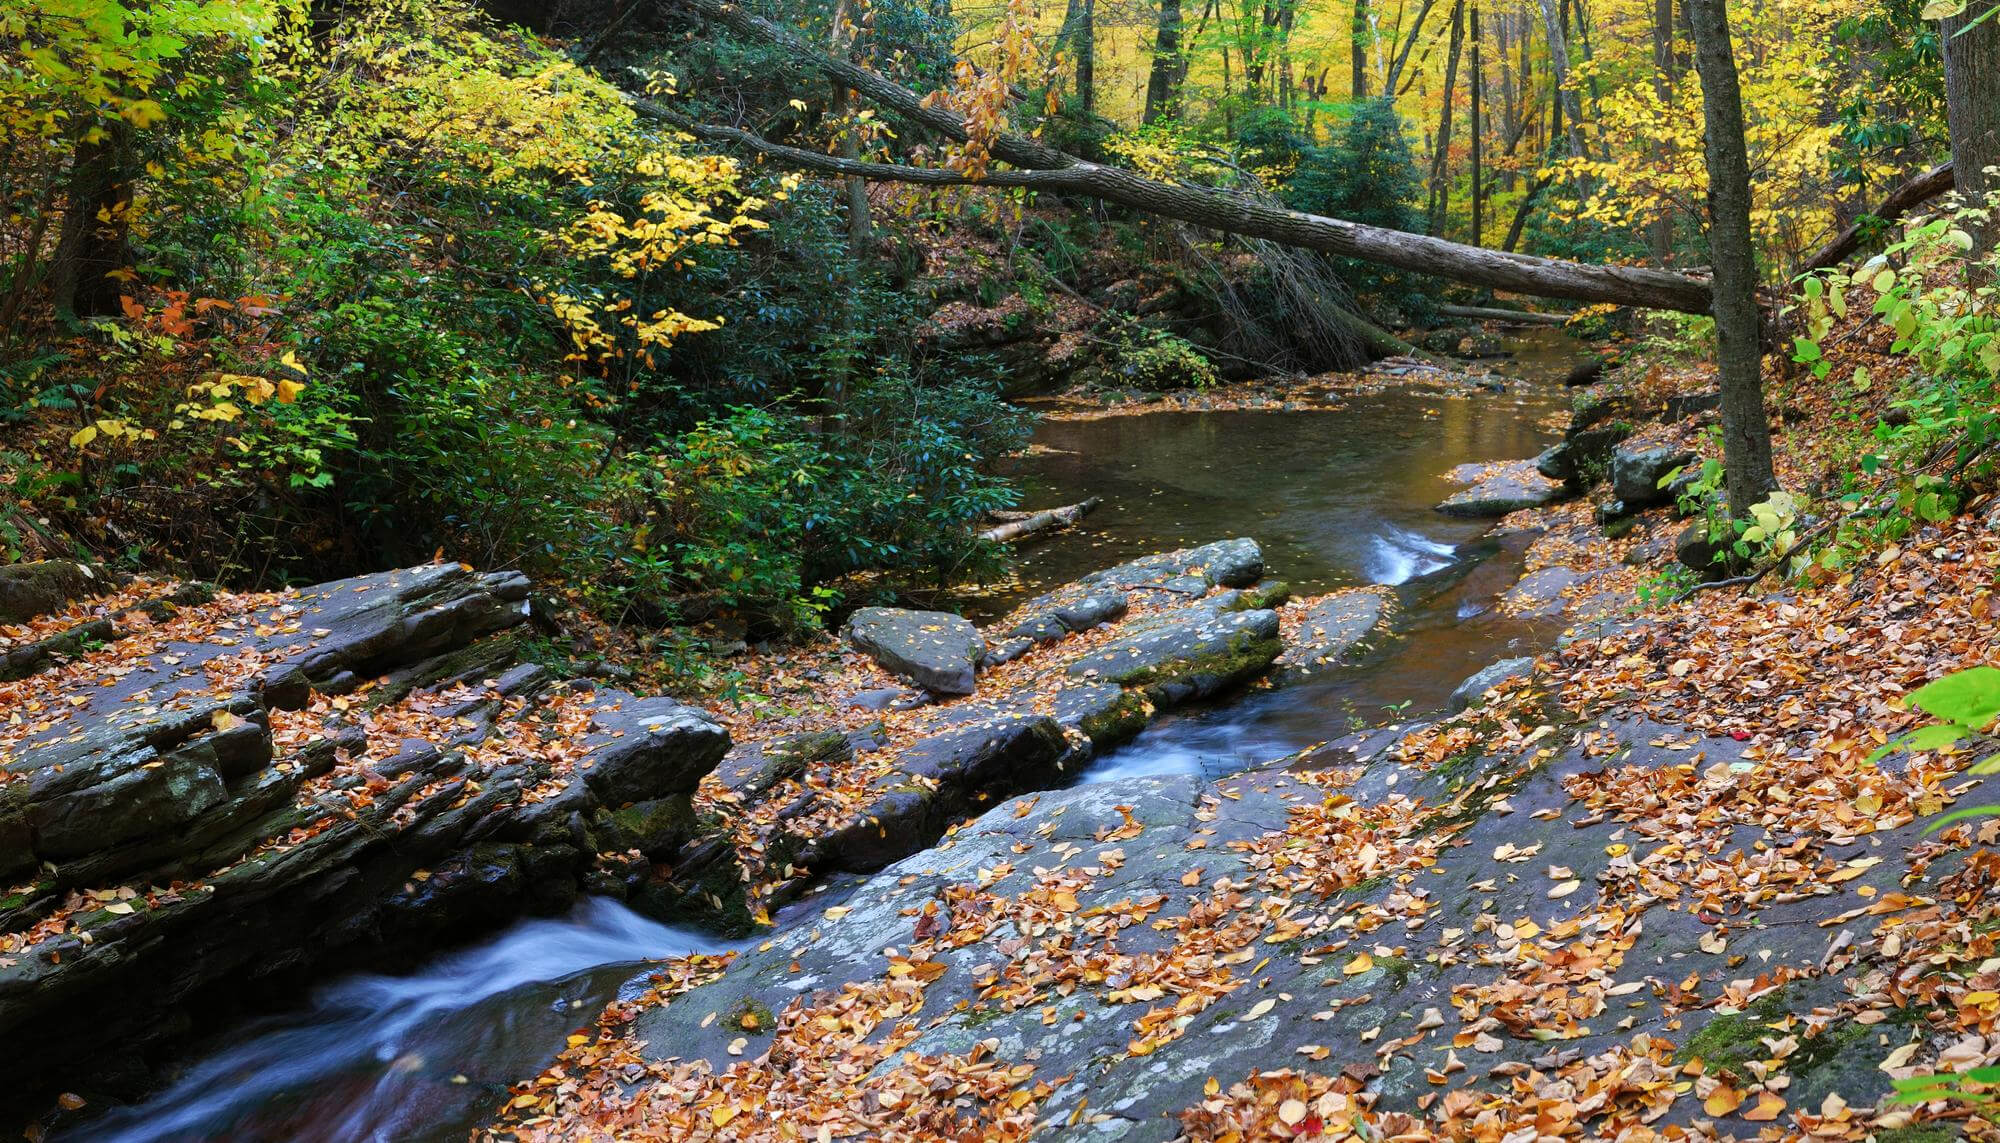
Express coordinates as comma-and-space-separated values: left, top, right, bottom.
1144, 0, 1186, 124
49, 122, 135, 322
829, 0, 871, 253
1427, 0, 1465, 236
1470, 4, 1483, 247
980, 498, 1101, 543
1382, 0, 1441, 95
1646, 0, 1675, 263
1061, 0, 1097, 114
1352, 0, 1372, 98
667, 0, 1716, 313
1942, 0, 2000, 261
1800, 162, 1954, 274
1686, 0, 1776, 515
1535, 0, 1587, 159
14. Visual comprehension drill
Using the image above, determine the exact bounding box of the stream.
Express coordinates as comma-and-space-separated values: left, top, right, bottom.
79, 332, 1587, 1142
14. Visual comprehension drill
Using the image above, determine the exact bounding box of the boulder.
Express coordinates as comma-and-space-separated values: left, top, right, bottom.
1610, 444, 1697, 508
846, 607, 985, 695
1537, 423, 1633, 486
1448, 656, 1536, 712
1676, 521, 1738, 581
0, 560, 108, 624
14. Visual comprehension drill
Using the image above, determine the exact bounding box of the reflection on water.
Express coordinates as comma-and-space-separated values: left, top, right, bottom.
985, 387, 1563, 611
78, 900, 740, 1143
979, 368, 1580, 786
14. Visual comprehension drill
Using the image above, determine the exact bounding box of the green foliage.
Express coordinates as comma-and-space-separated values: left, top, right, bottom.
1085, 319, 1220, 392
1, 0, 1035, 636
1279, 99, 1431, 314
1790, 197, 2000, 574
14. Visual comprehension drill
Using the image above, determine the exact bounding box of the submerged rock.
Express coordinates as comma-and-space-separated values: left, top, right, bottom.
845, 607, 986, 695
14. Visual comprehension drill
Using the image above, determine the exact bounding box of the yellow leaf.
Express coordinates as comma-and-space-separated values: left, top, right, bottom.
1243, 997, 1277, 1020
277, 378, 306, 404
1344, 952, 1374, 975
102, 901, 135, 915
711, 1103, 740, 1127
69, 425, 99, 449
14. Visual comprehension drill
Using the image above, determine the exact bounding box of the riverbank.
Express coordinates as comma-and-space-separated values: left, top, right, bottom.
469, 336, 2000, 1140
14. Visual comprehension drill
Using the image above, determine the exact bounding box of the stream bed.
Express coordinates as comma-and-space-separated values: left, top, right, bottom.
81, 336, 1588, 1142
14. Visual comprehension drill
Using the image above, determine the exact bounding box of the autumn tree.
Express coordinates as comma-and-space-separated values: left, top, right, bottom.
1686, 0, 1778, 514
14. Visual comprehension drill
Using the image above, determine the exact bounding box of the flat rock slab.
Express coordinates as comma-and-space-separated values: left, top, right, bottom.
1436, 459, 1568, 517
846, 607, 985, 695
1274, 589, 1390, 679
1065, 608, 1282, 706
601, 711, 1962, 1142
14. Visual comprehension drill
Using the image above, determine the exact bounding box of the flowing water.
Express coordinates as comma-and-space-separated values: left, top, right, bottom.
83, 332, 1589, 1141
990, 375, 1572, 785
73, 901, 744, 1143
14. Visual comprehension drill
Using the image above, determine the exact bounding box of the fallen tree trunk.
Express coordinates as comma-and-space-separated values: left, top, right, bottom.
980, 497, 1102, 543
1800, 162, 1954, 275
1439, 303, 1569, 326
661, 0, 1716, 316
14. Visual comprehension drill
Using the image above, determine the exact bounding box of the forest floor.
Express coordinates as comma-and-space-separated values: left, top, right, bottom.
469, 319, 2000, 1141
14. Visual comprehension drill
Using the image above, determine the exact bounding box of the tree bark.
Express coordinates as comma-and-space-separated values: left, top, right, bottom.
1352, 0, 1372, 98
829, 0, 871, 253
1686, 0, 1776, 515
664, 0, 1716, 313
1942, 0, 2000, 261
1470, 4, 1483, 247
1427, 0, 1465, 236
1144, 0, 1186, 124
49, 122, 135, 321
1535, 0, 1587, 160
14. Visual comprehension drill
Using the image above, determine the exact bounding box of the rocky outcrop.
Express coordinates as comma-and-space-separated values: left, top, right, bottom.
658, 539, 1294, 924
0, 565, 730, 1122
845, 607, 986, 695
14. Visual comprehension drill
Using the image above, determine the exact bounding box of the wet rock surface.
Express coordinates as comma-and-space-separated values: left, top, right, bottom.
0, 565, 733, 1121
599, 704, 1969, 1140
1436, 460, 1568, 517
